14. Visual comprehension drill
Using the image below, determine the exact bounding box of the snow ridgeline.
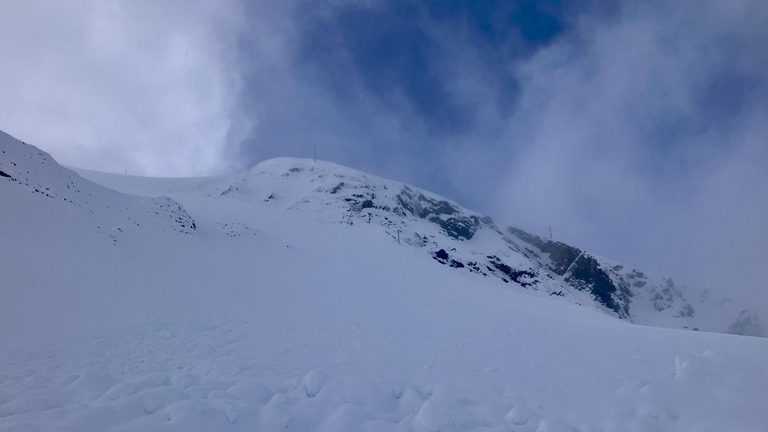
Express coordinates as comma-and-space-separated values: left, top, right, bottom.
0, 130, 197, 242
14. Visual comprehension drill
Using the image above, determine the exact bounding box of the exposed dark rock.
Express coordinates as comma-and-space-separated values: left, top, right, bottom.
427, 200, 456, 216
540, 242, 582, 276
219, 185, 238, 196
0, 170, 11, 178
394, 187, 482, 240
431, 248, 466, 269
506, 227, 581, 276
565, 254, 630, 319
330, 182, 345, 194
465, 262, 484, 274
487, 255, 537, 287
427, 215, 481, 241
396, 194, 414, 215
343, 191, 378, 213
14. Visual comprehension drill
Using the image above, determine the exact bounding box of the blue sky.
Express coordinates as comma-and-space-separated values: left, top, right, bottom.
1, 0, 767, 306
234, 0, 581, 198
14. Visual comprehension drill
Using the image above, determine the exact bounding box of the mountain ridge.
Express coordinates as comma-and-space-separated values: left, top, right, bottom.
0, 129, 757, 334
74, 154, 747, 334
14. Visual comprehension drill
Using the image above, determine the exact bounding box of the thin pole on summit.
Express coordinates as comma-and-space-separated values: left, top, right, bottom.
549, 227, 553, 240
314, 144, 316, 164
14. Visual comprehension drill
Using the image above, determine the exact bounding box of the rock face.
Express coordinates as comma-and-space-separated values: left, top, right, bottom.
504, 227, 700, 322
505, 227, 633, 317
394, 187, 484, 241
565, 254, 633, 319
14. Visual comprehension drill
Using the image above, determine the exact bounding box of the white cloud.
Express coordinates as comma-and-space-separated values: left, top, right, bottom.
0, 0, 244, 176
489, 0, 768, 307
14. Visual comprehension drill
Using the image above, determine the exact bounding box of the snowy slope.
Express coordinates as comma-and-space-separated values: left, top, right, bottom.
0, 131, 197, 242
2, 131, 768, 432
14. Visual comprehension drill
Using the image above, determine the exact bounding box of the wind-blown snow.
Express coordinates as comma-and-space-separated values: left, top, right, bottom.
1, 131, 767, 431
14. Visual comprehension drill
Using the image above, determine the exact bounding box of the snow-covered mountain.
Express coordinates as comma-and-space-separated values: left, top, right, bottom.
76, 153, 745, 334
2, 130, 767, 432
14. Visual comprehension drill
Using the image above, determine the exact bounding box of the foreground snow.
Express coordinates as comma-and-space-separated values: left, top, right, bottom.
3, 311, 766, 432
2, 132, 767, 431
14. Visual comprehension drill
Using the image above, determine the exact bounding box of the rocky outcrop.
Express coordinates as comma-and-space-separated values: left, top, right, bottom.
395, 187, 484, 240
564, 254, 632, 319
504, 227, 697, 322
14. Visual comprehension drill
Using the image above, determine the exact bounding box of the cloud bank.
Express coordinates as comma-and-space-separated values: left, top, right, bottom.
490, 0, 768, 307
1, 0, 766, 309
0, 0, 243, 175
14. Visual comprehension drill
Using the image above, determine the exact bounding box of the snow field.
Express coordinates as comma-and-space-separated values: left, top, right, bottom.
2, 304, 766, 432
